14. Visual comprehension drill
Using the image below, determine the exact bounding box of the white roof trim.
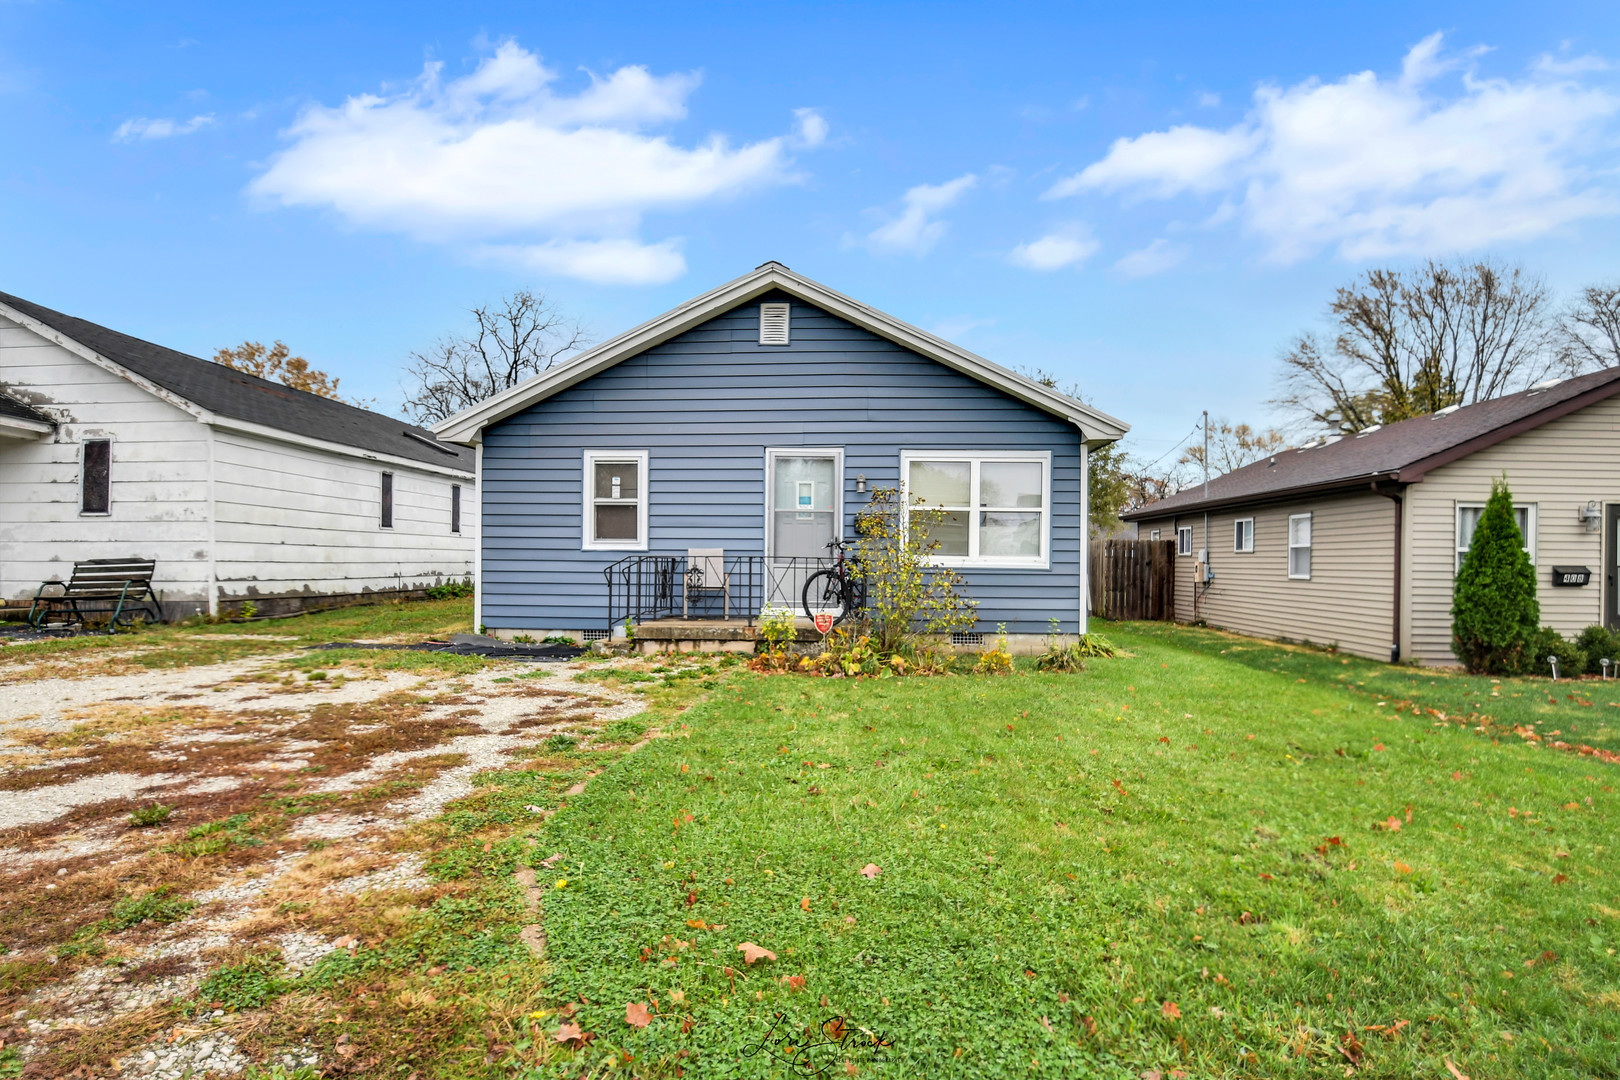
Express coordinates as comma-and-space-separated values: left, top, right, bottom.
431, 263, 1130, 446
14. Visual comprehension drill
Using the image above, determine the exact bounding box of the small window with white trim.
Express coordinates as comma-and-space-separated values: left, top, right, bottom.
1455, 502, 1536, 571
1176, 526, 1192, 556
1234, 518, 1254, 553
759, 303, 791, 345
450, 484, 462, 534
380, 472, 394, 529
81, 438, 111, 515
583, 450, 649, 550
1288, 513, 1312, 579
901, 451, 1050, 567
1149, 529, 1161, 541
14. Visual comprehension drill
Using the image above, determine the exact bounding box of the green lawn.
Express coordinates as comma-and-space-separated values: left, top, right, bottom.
531, 625, 1619, 1078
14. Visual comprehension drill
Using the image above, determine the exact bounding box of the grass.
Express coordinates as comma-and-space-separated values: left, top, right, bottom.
528, 624, 1619, 1078
0, 595, 475, 674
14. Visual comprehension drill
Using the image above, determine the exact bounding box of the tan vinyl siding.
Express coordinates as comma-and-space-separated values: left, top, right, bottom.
1134, 492, 1397, 659
1406, 392, 1620, 665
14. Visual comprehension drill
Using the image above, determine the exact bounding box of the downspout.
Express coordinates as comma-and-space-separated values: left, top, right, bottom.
1372, 480, 1404, 663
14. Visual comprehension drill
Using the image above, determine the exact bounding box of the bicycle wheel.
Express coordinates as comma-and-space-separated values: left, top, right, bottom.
801, 569, 852, 625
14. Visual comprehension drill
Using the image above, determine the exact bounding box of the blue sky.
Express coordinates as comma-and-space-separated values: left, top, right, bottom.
2, 2, 1618, 460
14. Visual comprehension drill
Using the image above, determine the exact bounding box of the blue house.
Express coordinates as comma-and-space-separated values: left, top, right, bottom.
434, 263, 1128, 650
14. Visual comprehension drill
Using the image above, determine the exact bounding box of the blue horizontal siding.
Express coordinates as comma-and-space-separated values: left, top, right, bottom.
481, 293, 1085, 633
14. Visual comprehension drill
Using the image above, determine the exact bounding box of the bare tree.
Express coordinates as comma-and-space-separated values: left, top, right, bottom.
1178, 419, 1287, 477
1274, 259, 1555, 433
1556, 284, 1620, 372
403, 290, 588, 425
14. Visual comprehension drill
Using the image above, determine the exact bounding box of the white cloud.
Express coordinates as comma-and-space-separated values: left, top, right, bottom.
1196, 91, 1221, 108
113, 114, 214, 141
248, 40, 817, 285
1046, 32, 1620, 261
1113, 238, 1186, 277
862, 174, 977, 254
1008, 226, 1100, 271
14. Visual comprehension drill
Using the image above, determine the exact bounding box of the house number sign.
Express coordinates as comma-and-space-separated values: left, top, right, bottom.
1551, 565, 1591, 587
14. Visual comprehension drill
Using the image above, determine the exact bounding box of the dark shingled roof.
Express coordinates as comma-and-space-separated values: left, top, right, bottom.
0, 392, 55, 427
1126, 366, 1620, 520
0, 290, 473, 472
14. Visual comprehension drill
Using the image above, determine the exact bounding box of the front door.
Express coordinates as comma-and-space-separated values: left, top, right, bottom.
1608, 504, 1620, 631
765, 449, 842, 609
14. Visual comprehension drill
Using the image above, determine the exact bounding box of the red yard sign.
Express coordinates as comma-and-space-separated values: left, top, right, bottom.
812, 612, 835, 635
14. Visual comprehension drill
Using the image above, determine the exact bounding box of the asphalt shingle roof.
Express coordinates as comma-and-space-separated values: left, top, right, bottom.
1126, 366, 1620, 519
0, 290, 473, 472
0, 392, 54, 427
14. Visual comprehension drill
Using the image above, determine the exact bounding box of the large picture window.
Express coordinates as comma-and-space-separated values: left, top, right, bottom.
583, 450, 649, 551
901, 451, 1050, 567
1456, 502, 1535, 570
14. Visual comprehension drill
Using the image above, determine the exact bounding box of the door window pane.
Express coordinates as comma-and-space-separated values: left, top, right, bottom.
911, 510, 969, 555
908, 460, 970, 506
979, 461, 1043, 508
980, 511, 1041, 556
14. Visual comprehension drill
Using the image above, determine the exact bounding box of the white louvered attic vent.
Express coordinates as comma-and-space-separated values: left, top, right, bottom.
759, 302, 791, 345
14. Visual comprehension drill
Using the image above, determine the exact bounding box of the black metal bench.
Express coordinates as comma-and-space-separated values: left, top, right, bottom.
29, 558, 161, 630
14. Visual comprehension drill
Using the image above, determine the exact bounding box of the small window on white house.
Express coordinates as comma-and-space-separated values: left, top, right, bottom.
1176, 526, 1193, 556
901, 452, 1049, 567
1456, 503, 1536, 570
1149, 529, 1161, 541
1234, 518, 1255, 553
380, 472, 394, 529
583, 450, 649, 550
81, 439, 111, 515
759, 303, 791, 345
451, 484, 462, 534
1288, 513, 1312, 579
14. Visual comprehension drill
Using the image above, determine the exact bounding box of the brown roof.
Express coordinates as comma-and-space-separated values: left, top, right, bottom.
1125, 366, 1620, 520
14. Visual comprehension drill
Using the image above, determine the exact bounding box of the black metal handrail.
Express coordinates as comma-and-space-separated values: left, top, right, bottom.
602, 553, 854, 632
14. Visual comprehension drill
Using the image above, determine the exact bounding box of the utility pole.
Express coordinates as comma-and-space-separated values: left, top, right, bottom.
1202, 410, 1210, 500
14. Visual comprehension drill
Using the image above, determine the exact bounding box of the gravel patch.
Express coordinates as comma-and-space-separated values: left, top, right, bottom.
328, 853, 432, 895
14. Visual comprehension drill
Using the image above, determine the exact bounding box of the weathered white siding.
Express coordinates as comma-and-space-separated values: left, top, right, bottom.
0, 314, 475, 617
211, 429, 475, 605
1406, 393, 1620, 664
0, 314, 212, 611
1136, 492, 1398, 660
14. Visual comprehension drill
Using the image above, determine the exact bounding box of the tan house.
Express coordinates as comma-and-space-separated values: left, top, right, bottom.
1125, 368, 1620, 665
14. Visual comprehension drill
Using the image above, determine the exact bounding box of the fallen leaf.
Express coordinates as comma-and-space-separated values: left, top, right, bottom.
860, 864, 882, 879
1553, 873, 1569, 884
553, 1022, 588, 1045
540, 853, 565, 868
737, 942, 777, 965
785, 974, 806, 991
1452, 771, 1463, 781
1394, 861, 1413, 875
1160, 1001, 1181, 1020
1040, 1015, 1053, 1032
801, 897, 811, 912
1373, 743, 1385, 751
1338, 1029, 1365, 1065
1445, 1059, 1470, 1080
625, 1002, 652, 1029
333, 935, 357, 949
1404, 804, 1413, 823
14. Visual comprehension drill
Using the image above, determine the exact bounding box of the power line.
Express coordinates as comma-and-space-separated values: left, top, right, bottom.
1138, 420, 1202, 472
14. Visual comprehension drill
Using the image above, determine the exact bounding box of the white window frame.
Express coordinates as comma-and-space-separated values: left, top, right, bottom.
1455, 502, 1537, 571
1148, 529, 1161, 541
1234, 517, 1255, 553
1288, 513, 1312, 580
899, 450, 1051, 569
582, 449, 650, 551
1176, 526, 1193, 556
79, 435, 113, 517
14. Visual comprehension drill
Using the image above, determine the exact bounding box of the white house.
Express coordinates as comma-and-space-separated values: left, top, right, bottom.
0, 290, 476, 619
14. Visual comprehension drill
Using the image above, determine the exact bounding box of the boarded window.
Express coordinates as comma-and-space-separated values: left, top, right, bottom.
451, 484, 462, 534
81, 439, 111, 514
381, 472, 394, 528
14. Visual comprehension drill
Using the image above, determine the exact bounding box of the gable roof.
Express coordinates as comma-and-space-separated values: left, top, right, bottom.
432, 262, 1129, 446
0, 290, 473, 473
1125, 366, 1620, 520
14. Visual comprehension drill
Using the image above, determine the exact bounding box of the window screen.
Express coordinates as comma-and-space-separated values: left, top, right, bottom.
381, 472, 394, 529
82, 439, 110, 514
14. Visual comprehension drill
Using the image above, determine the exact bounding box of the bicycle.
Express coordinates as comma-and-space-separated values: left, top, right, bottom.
800, 538, 863, 626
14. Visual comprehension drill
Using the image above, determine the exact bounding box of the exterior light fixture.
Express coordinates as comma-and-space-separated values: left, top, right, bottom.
855, 473, 866, 494
1580, 500, 1601, 532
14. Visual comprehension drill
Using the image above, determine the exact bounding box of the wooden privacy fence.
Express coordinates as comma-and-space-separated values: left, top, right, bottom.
1089, 539, 1176, 621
